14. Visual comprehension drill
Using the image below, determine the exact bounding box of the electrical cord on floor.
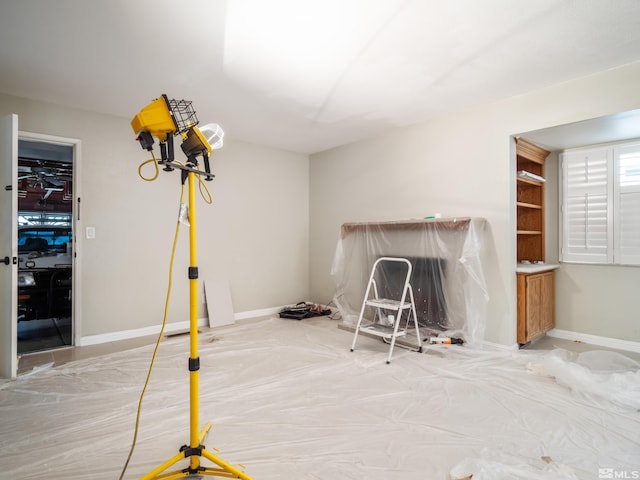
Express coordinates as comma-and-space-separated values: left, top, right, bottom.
118, 184, 185, 480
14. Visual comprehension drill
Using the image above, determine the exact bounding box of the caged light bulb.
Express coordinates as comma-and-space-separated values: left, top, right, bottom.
199, 123, 224, 150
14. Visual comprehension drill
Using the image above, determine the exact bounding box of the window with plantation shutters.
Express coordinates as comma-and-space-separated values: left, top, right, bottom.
616, 143, 640, 264
561, 147, 612, 263
560, 140, 640, 266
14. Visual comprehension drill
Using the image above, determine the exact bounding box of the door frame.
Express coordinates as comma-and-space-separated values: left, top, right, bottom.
18, 130, 82, 349
1, 114, 18, 379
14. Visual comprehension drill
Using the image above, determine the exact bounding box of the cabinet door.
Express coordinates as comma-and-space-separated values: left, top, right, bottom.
517, 274, 527, 343
539, 271, 555, 332
525, 274, 544, 340
517, 271, 555, 344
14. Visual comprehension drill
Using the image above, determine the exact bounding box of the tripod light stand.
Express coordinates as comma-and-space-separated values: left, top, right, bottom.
131, 95, 253, 480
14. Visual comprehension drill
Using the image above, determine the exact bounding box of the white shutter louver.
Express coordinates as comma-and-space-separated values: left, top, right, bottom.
616, 144, 640, 265
561, 148, 611, 263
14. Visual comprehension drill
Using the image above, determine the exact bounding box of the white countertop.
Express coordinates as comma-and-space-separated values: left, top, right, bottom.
516, 263, 560, 273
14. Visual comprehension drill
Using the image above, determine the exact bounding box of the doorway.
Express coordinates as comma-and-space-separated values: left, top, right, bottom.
17, 138, 74, 354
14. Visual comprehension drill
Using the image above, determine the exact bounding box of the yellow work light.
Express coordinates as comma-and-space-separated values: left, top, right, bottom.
124, 96, 250, 480
130, 94, 224, 180
130, 95, 177, 142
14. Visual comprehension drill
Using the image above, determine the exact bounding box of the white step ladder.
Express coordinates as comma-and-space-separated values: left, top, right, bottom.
350, 257, 422, 363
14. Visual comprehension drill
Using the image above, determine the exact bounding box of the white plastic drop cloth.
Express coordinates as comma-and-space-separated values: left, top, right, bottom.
331, 218, 489, 346
1, 317, 638, 479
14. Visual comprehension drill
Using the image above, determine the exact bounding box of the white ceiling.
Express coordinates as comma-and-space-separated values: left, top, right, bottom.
1, 0, 640, 154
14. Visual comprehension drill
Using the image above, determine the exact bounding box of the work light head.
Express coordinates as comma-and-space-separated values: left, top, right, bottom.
131, 95, 178, 148
181, 123, 224, 158
131, 94, 223, 179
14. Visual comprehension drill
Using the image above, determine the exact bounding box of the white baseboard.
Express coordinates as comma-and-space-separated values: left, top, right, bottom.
547, 329, 640, 354
78, 317, 210, 346
78, 307, 284, 347
234, 302, 332, 321
482, 340, 519, 351
234, 306, 283, 320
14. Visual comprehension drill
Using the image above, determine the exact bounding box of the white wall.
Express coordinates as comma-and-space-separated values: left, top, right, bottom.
546, 149, 639, 342
4, 60, 640, 348
1, 93, 310, 340
309, 61, 640, 346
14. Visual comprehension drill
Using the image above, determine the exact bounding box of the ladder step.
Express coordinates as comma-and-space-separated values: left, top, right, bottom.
365, 298, 411, 309
359, 324, 408, 338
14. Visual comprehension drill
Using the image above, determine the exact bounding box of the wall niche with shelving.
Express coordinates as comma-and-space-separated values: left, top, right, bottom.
516, 138, 549, 263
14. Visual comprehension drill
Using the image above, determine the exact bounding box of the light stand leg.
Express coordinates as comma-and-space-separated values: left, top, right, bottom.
140, 172, 253, 479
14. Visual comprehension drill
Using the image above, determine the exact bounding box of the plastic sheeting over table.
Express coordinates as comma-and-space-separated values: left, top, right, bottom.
1, 317, 639, 480
332, 217, 489, 345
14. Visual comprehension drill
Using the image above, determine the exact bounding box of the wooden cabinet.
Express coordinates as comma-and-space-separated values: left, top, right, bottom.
516, 138, 555, 345
516, 138, 549, 263
517, 270, 555, 344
